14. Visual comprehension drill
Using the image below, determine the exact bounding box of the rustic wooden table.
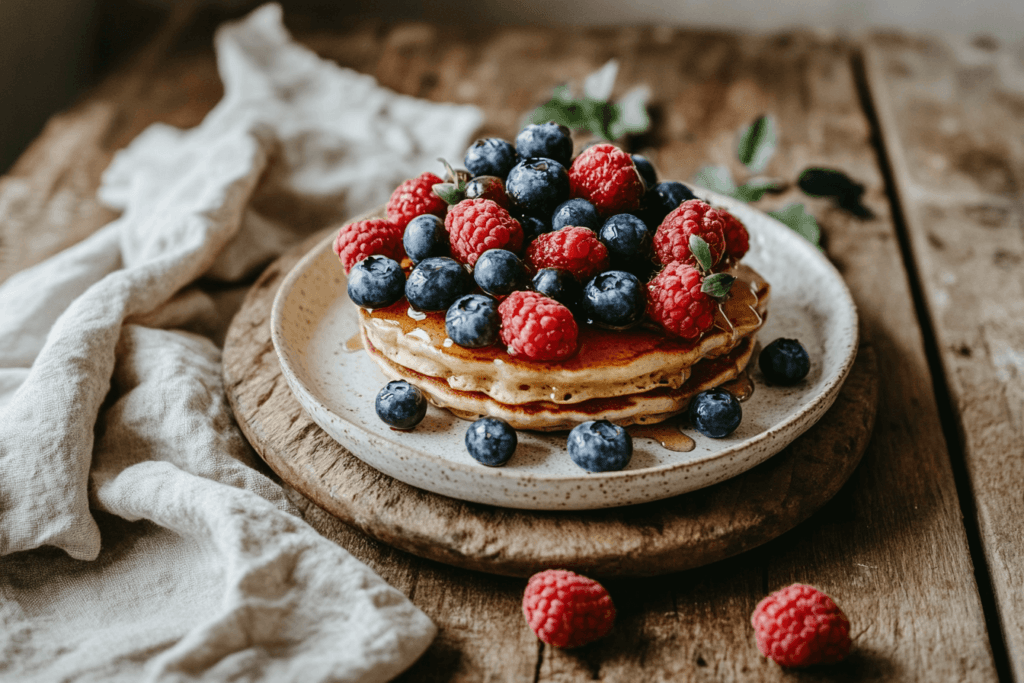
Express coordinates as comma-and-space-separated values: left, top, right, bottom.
2, 8, 1021, 682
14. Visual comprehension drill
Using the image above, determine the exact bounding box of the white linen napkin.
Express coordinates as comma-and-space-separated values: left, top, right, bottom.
0, 4, 482, 680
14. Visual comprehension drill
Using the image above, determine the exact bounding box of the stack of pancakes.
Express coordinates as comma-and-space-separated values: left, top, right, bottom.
359, 264, 770, 431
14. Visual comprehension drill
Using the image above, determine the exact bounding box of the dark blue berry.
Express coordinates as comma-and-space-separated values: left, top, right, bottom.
631, 154, 657, 188
445, 294, 500, 348
375, 380, 428, 430
759, 338, 811, 385
516, 122, 573, 167
465, 138, 518, 179
599, 214, 650, 263
531, 268, 581, 310
405, 257, 471, 311
473, 249, 525, 297
650, 181, 697, 219
581, 271, 646, 329
688, 389, 742, 438
347, 256, 405, 309
567, 420, 632, 472
506, 158, 570, 218
519, 215, 552, 242
403, 214, 448, 264
465, 417, 518, 466
552, 198, 601, 231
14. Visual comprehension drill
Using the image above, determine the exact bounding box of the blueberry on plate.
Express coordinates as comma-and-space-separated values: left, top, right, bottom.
465, 417, 518, 466
473, 249, 525, 297
631, 154, 657, 189
688, 388, 742, 438
567, 420, 632, 472
759, 338, 811, 385
552, 198, 601, 231
532, 268, 582, 310
582, 271, 646, 329
405, 257, 472, 311
403, 214, 448, 264
446, 294, 500, 348
599, 214, 650, 263
375, 380, 428, 430
506, 158, 570, 218
516, 122, 573, 167
465, 138, 518, 179
347, 255, 405, 309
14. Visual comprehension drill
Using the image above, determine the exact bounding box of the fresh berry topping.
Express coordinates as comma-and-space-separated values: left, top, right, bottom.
647, 262, 717, 340
516, 122, 573, 167
759, 338, 810, 385
531, 268, 582, 311
720, 209, 750, 260
650, 181, 697, 219
567, 420, 633, 472
333, 219, 404, 273
506, 158, 570, 218
464, 175, 510, 209
688, 388, 742, 438
598, 213, 650, 264
523, 570, 616, 648
465, 138, 518, 179
375, 380, 428, 430
581, 271, 646, 329
525, 227, 609, 281
519, 215, 552, 243
653, 199, 727, 268
347, 256, 406, 309
752, 584, 851, 667
465, 417, 518, 466
446, 294, 501, 348
473, 249, 526, 297
631, 154, 657, 188
386, 172, 447, 229
403, 214, 449, 264
552, 198, 601, 232
498, 291, 578, 361
405, 257, 472, 311
568, 144, 645, 216
445, 198, 524, 266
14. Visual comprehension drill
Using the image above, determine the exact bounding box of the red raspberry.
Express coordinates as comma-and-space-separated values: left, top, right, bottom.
653, 199, 727, 268
444, 198, 524, 266
498, 291, 578, 361
386, 172, 447, 229
720, 209, 750, 260
332, 219, 404, 273
751, 584, 851, 667
568, 144, 645, 216
525, 227, 609, 281
523, 570, 615, 648
647, 262, 717, 340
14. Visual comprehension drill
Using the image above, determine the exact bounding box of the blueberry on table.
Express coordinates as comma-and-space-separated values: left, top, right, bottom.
567, 420, 633, 472
446, 294, 500, 348
531, 268, 582, 310
465, 138, 518, 179
599, 214, 650, 263
465, 417, 518, 466
688, 388, 742, 438
473, 249, 525, 297
506, 158, 570, 218
403, 214, 448, 264
375, 380, 428, 430
582, 271, 646, 329
552, 198, 601, 232
759, 338, 811, 385
347, 256, 405, 309
405, 257, 471, 311
631, 154, 657, 188
516, 122, 573, 167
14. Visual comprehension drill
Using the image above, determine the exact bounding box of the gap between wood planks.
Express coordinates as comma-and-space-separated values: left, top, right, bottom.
850, 46, 1015, 683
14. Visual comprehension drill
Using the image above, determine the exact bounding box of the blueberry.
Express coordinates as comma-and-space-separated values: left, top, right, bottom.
531, 268, 582, 310
599, 214, 650, 263
403, 214, 448, 264
375, 380, 428, 430
688, 388, 742, 438
347, 256, 405, 309
567, 420, 632, 472
473, 249, 525, 297
516, 122, 573, 167
506, 158, 570, 218
446, 294, 500, 348
465, 417, 518, 466
519, 215, 552, 242
631, 154, 657, 188
465, 138, 518, 179
552, 198, 601, 231
582, 271, 646, 329
759, 338, 811, 385
405, 257, 472, 311
650, 181, 698, 220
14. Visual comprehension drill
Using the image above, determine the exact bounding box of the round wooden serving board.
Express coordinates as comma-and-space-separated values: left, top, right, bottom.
223, 229, 879, 578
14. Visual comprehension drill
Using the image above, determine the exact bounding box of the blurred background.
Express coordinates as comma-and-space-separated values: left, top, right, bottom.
2, 0, 1022, 173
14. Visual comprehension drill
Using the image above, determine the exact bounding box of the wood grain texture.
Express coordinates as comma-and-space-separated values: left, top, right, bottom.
865, 34, 1024, 680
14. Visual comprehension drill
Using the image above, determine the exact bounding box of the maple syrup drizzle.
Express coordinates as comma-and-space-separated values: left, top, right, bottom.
342, 333, 364, 353
627, 421, 696, 452
719, 371, 755, 402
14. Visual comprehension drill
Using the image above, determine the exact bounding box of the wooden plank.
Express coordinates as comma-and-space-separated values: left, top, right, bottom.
865, 34, 1024, 680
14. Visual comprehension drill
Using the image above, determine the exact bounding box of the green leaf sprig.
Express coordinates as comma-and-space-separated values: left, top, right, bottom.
689, 234, 735, 300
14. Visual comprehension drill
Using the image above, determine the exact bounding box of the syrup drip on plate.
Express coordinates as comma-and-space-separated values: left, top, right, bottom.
627, 421, 696, 452
719, 371, 755, 402
342, 333, 363, 353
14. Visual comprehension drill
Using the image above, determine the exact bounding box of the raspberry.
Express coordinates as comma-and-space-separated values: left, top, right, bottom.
522, 570, 615, 648
498, 291, 578, 361
653, 199, 727, 268
445, 198, 524, 266
751, 584, 851, 667
386, 172, 447, 229
525, 227, 609, 281
647, 262, 717, 340
720, 209, 750, 260
568, 144, 645, 216
333, 219, 404, 273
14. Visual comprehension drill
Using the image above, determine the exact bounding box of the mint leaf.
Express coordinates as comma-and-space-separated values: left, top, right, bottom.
694, 165, 736, 196
701, 273, 736, 299
768, 203, 821, 247
432, 183, 462, 205
689, 235, 714, 272
737, 115, 777, 174
732, 177, 779, 202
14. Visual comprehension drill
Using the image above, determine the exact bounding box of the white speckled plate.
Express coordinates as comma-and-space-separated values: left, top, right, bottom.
271, 190, 858, 510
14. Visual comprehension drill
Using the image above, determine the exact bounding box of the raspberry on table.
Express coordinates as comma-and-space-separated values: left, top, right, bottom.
333, 218, 404, 273
386, 172, 448, 229
523, 569, 616, 648
568, 144, 645, 216
498, 291, 578, 361
647, 262, 717, 340
720, 208, 750, 260
525, 227, 609, 281
653, 199, 727, 268
445, 198, 524, 266
751, 583, 851, 667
